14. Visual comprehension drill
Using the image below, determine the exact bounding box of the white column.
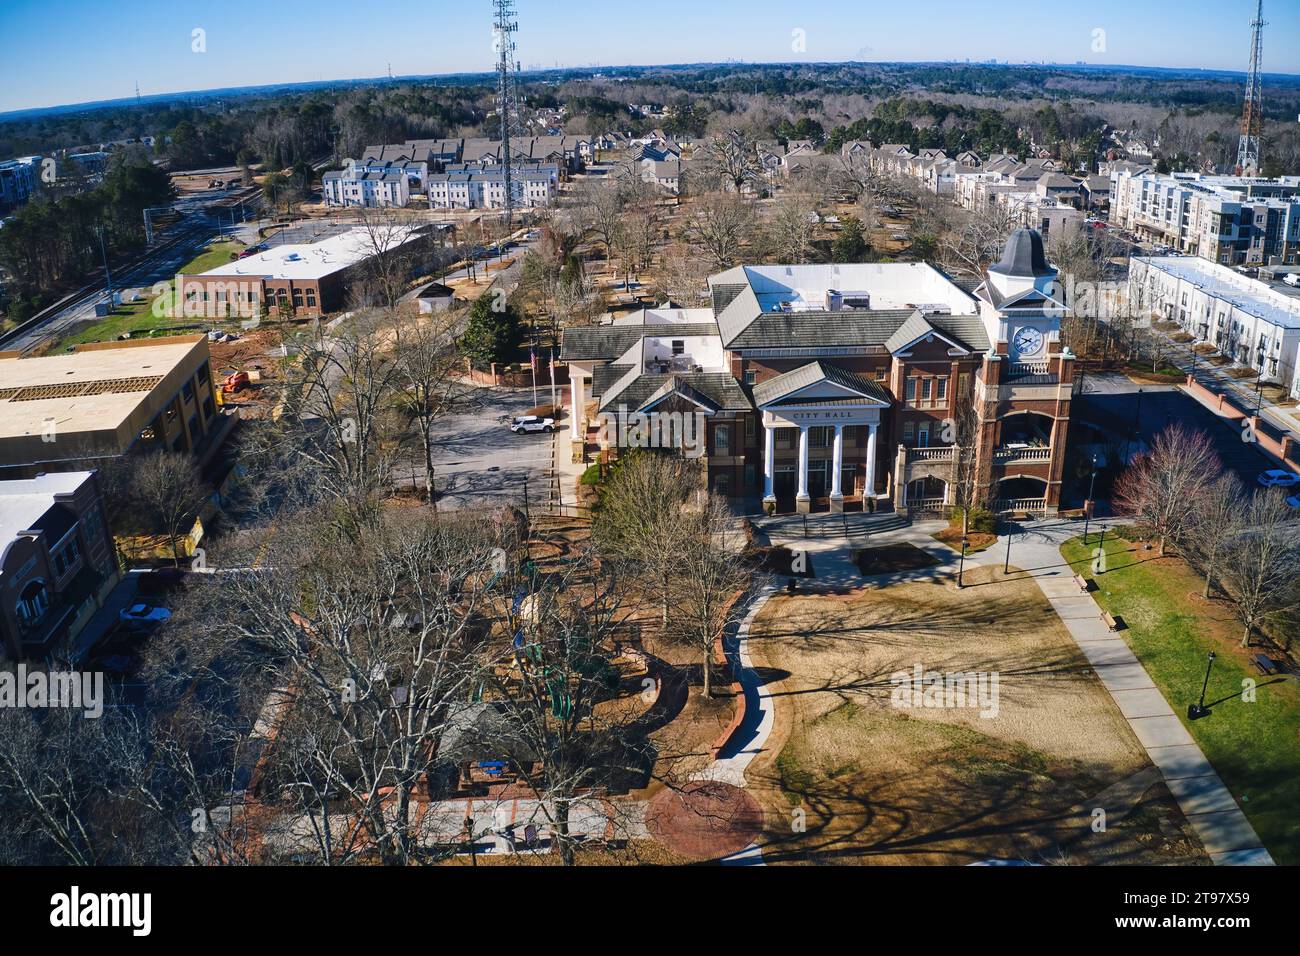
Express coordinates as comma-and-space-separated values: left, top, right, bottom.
569, 375, 583, 440
864, 422, 878, 497
830, 424, 844, 498
762, 422, 776, 502
796, 425, 810, 501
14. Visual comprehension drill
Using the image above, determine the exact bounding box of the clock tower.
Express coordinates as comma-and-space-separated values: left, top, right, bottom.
975, 228, 1067, 360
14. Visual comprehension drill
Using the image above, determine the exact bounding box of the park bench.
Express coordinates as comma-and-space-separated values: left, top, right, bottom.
1072, 574, 1090, 592
1251, 653, 1281, 676
1100, 611, 1119, 632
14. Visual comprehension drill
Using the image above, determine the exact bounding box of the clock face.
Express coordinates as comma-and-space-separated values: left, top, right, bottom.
1012, 326, 1044, 356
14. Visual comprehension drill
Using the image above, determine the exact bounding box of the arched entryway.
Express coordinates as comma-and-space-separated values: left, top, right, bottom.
995, 475, 1048, 513
906, 475, 949, 513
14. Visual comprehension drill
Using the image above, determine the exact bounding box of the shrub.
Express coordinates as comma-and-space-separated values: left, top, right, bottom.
949, 505, 996, 534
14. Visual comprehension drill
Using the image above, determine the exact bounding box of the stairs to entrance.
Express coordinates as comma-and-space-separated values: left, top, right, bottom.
752, 509, 911, 540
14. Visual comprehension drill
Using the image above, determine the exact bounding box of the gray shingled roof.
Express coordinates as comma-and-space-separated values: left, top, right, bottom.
725, 309, 915, 350
598, 372, 752, 413
560, 322, 720, 362
753, 361, 891, 406
883, 310, 936, 353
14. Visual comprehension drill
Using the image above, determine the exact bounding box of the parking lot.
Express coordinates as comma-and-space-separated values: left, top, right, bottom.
419, 386, 560, 512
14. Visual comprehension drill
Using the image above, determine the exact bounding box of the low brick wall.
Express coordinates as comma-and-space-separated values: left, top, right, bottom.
1183, 375, 1298, 469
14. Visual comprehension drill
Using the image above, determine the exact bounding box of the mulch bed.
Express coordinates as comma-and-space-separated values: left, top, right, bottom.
854, 543, 941, 575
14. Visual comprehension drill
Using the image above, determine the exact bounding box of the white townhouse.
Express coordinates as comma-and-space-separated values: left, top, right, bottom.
321, 169, 410, 208
1131, 256, 1300, 397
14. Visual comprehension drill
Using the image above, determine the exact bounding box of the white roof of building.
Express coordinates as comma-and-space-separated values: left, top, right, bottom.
0, 472, 92, 542
1142, 256, 1300, 331
742, 263, 977, 315
194, 226, 423, 281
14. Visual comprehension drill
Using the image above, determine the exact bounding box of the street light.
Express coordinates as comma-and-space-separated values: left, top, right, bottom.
956, 534, 970, 589
1188, 651, 1216, 720
1003, 521, 1014, 574
1083, 454, 1099, 545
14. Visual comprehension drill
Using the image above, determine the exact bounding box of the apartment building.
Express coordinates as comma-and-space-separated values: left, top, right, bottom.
1130, 256, 1300, 397
0, 156, 43, 211
562, 229, 1074, 516
425, 168, 554, 210
0, 336, 225, 480
321, 169, 411, 208
1110, 170, 1300, 265
0, 471, 119, 660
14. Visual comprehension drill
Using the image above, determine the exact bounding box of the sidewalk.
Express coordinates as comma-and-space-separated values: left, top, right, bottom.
1001, 519, 1274, 866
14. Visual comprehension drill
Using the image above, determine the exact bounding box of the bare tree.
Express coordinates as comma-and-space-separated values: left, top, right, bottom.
1112, 424, 1220, 556
197, 508, 508, 864
106, 450, 210, 567
392, 308, 467, 506
286, 310, 406, 535
594, 454, 701, 630
1181, 471, 1245, 599
672, 494, 751, 698
684, 191, 756, 269
696, 129, 761, 194
763, 191, 817, 264
1218, 489, 1300, 648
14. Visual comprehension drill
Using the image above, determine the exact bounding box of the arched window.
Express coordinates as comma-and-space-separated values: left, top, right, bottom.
16, 579, 50, 627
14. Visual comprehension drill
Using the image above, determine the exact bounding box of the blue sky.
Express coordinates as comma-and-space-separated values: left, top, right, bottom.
1, 0, 1296, 113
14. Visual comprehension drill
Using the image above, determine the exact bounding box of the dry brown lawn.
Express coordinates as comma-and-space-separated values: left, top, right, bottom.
744, 564, 1207, 865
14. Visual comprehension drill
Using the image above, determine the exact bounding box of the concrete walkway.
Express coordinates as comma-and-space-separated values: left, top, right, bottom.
1002, 519, 1274, 866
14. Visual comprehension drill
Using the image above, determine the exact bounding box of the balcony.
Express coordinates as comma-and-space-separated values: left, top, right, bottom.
993, 444, 1052, 464
908, 446, 954, 462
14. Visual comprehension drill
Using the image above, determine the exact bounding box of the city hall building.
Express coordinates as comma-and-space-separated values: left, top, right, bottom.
561, 229, 1075, 515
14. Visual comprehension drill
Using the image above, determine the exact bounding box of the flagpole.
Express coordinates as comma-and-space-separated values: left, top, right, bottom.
549, 352, 557, 412
530, 348, 538, 407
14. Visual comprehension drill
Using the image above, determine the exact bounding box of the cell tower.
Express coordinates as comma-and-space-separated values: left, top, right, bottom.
1235, 0, 1266, 176
492, 0, 527, 224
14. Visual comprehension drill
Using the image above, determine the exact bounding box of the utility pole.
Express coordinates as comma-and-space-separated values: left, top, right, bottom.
95, 224, 114, 305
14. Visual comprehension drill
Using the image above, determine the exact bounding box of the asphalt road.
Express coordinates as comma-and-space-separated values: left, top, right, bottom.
1074, 372, 1277, 492
2, 184, 261, 352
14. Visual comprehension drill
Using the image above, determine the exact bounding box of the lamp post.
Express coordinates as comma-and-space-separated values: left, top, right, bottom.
1003, 521, 1013, 574
957, 534, 970, 589
1083, 454, 1099, 545
1187, 651, 1216, 720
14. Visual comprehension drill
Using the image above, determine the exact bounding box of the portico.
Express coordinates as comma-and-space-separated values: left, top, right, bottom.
753, 361, 890, 514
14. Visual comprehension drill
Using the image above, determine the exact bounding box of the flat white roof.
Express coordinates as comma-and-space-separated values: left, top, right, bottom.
744, 263, 977, 314
193, 225, 423, 282
1142, 256, 1300, 331
0, 472, 91, 542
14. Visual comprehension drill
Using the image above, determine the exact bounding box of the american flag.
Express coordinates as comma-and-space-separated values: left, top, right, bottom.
529, 349, 537, 370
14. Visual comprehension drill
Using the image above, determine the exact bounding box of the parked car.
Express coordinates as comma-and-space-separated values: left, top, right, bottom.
119, 603, 172, 626
1257, 469, 1299, 488
1285, 492, 1300, 509
509, 415, 556, 434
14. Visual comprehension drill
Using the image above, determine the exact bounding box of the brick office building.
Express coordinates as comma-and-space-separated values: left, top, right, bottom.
177, 225, 433, 319
561, 229, 1074, 515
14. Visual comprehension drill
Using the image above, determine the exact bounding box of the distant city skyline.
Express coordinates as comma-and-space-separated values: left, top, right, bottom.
2, 0, 1298, 115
